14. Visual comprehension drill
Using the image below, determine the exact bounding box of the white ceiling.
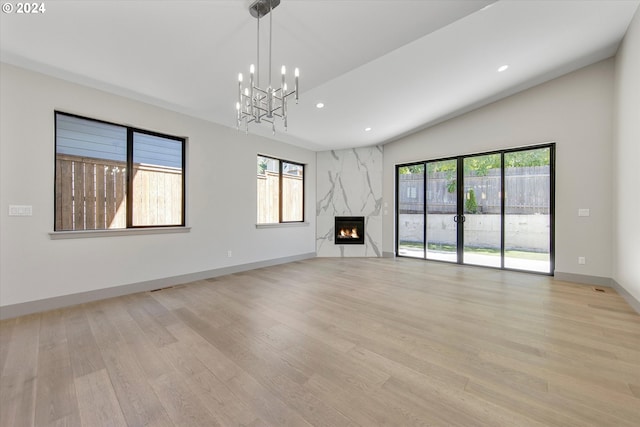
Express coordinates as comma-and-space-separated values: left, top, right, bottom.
1, 0, 638, 151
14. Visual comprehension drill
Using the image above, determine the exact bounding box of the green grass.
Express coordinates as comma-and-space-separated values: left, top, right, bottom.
399, 241, 548, 260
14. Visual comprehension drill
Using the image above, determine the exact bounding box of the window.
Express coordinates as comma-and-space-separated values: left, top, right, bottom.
257, 155, 304, 224
55, 112, 185, 231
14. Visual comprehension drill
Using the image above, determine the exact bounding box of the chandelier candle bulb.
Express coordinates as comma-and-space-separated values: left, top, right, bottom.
281, 65, 286, 94
238, 73, 243, 112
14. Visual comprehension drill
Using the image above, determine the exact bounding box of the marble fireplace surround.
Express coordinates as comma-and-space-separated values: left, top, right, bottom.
316, 147, 383, 257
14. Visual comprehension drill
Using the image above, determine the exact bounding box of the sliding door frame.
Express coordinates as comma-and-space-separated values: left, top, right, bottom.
395, 143, 555, 275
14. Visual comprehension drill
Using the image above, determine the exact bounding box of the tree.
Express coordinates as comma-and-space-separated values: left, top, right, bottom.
257, 158, 267, 174
398, 164, 425, 174
465, 188, 478, 214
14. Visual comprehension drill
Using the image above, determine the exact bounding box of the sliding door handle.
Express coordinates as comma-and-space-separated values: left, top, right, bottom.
454, 215, 466, 223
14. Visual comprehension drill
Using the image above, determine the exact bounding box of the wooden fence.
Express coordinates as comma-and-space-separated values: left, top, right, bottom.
399, 166, 550, 215
55, 154, 182, 230
257, 171, 303, 223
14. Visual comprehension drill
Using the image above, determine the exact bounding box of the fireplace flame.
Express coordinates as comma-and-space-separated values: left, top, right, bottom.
339, 227, 359, 239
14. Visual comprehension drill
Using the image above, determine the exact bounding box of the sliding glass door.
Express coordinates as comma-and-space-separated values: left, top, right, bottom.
504, 147, 553, 272
396, 144, 554, 274
463, 153, 502, 268
397, 163, 425, 258
426, 159, 458, 262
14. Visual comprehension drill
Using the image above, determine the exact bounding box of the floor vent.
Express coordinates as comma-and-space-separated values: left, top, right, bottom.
149, 286, 175, 292
149, 284, 186, 293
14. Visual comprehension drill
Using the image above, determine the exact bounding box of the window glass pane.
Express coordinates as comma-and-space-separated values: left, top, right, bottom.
132, 132, 183, 226
282, 162, 303, 222
56, 114, 126, 162
426, 159, 457, 262
463, 153, 501, 268
504, 147, 551, 273
55, 113, 127, 230
257, 155, 280, 223
397, 164, 425, 258
133, 133, 182, 168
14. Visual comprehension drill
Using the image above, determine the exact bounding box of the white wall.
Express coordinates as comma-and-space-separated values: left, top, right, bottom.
0, 63, 316, 308
613, 8, 640, 303
383, 59, 615, 279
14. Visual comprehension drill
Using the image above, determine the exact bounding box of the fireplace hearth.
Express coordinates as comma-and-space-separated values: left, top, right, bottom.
335, 216, 365, 245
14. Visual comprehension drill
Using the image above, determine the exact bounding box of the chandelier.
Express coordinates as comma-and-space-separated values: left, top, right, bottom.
236, 0, 299, 134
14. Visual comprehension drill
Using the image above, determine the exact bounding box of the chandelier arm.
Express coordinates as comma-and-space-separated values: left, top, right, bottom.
251, 104, 269, 114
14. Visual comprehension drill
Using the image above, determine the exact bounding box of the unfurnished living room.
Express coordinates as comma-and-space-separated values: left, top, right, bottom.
1, 1, 639, 426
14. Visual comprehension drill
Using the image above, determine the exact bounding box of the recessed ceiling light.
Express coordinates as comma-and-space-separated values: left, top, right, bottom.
365, 127, 372, 132
316, 102, 325, 109
498, 65, 509, 72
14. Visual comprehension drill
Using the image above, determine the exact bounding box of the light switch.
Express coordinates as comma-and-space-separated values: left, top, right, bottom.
578, 208, 590, 217
8, 205, 32, 216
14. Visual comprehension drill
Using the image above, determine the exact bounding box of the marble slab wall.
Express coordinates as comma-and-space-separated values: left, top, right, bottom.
316, 146, 383, 257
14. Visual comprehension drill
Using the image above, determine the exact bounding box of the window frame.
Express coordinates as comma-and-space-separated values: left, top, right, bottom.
257, 154, 305, 224
54, 111, 186, 232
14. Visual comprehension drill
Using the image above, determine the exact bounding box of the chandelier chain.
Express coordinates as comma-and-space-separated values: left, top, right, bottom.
268, 0, 272, 88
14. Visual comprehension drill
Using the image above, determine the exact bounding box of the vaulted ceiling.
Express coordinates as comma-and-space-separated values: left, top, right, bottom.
1, 0, 638, 150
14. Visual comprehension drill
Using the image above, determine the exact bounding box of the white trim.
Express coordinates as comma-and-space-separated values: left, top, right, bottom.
0, 252, 317, 320
554, 271, 612, 287
611, 279, 640, 314
256, 222, 310, 229
49, 226, 191, 239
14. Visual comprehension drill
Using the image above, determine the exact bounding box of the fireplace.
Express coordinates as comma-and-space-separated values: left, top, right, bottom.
335, 216, 365, 245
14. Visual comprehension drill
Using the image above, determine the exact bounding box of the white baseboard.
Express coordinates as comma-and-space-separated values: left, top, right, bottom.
555, 271, 639, 314
611, 279, 640, 314
554, 272, 613, 287
0, 252, 316, 320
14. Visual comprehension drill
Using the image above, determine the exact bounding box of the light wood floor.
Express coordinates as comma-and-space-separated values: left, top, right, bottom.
1, 258, 639, 426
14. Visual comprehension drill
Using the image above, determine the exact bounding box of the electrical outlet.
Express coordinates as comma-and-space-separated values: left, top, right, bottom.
578, 208, 590, 217
578, 257, 586, 265
227, 250, 232, 258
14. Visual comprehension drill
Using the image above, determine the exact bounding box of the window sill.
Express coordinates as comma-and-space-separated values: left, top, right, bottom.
49, 226, 191, 240
256, 222, 310, 229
